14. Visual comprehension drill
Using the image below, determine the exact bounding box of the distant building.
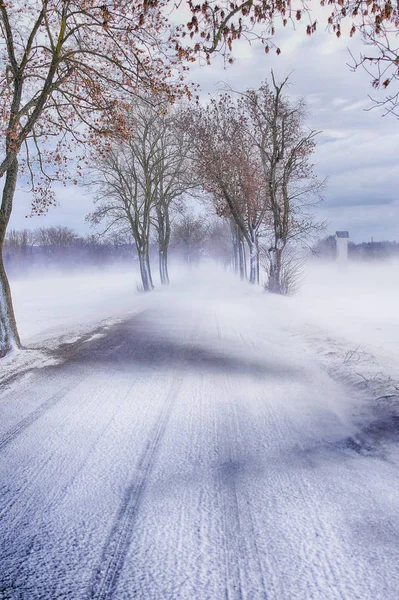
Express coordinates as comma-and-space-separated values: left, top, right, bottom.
335, 231, 349, 262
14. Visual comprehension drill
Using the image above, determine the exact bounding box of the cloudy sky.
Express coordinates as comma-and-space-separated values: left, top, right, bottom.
8, 11, 399, 243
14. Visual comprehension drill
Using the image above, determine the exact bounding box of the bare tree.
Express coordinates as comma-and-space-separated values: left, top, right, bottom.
171, 211, 209, 267
88, 101, 171, 291
150, 109, 196, 285
186, 95, 268, 284
242, 75, 324, 294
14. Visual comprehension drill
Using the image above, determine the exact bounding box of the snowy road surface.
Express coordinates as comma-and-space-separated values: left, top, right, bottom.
1, 276, 399, 599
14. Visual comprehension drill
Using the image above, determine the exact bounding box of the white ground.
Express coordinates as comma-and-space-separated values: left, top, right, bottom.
1, 262, 399, 599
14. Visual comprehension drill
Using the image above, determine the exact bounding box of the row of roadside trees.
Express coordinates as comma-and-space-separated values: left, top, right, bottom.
87, 77, 324, 295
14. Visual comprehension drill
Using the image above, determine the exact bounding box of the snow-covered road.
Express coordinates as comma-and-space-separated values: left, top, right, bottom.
1, 275, 399, 599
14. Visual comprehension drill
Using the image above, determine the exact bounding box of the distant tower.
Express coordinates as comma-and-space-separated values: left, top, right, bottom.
335, 231, 349, 262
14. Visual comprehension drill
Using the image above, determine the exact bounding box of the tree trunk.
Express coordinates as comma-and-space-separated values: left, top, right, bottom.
248, 244, 259, 284
268, 244, 283, 293
0, 159, 22, 356
230, 221, 239, 275
159, 246, 169, 285
248, 230, 260, 285
238, 234, 247, 280
157, 204, 170, 285
138, 243, 154, 292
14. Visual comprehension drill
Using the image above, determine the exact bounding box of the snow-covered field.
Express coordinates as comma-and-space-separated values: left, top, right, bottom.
1, 261, 399, 599
295, 260, 399, 414
298, 260, 399, 370
11, 265, 144, 344
9, 260, 399, 361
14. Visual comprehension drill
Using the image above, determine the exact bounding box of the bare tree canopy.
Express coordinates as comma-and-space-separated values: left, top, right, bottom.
150, 107, 196, 285
185, 93, 267, 284
185, 75, 324, 293
87, 99, 193, 291
0, 0, 201, 210
186, 0, 399, 110
0, 0, 396, 214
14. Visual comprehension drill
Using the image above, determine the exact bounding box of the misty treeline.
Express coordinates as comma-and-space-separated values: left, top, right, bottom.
4, 227, 135, 274
4, 218, 232, 275
315, 236, 399, 261
88, 76, 324, 294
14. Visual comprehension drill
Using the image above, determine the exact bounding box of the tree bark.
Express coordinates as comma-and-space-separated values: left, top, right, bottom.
248, 229, 259, 285
238, 233, 247, 280
138, 244, 154, 292
268, 243, 283, 293
0, 159, 22, 356
159, 246, 169, 285
231, 225, 239, 275
156, 203, 170, 285
248, 244, 259, 284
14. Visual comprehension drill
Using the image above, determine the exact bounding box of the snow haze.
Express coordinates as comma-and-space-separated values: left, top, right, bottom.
1, 263, 399, 597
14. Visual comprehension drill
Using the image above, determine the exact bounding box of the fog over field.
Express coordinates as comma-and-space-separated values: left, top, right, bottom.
6, 257, 399, 433
9, 259, 399, 368
5, 257, 399, 451
2, 260, 399, 599
297, 259, 399, 367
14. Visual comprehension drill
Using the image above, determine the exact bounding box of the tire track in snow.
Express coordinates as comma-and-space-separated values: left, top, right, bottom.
0, 372, 89, 452
216, 381, 270, 600
87, 322, 200, 600
0, 376, 145, 597
87, 373, 183, 600
0, 372, 139, 527
210, 312, 268, 599
232, 317, 353, 599
210, 312, 244, 599
47, 376, 141, 511
219, 317, 352, 599
255, 388, 359, 599
0, 316, 139, 455
229, 400, 269, 599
